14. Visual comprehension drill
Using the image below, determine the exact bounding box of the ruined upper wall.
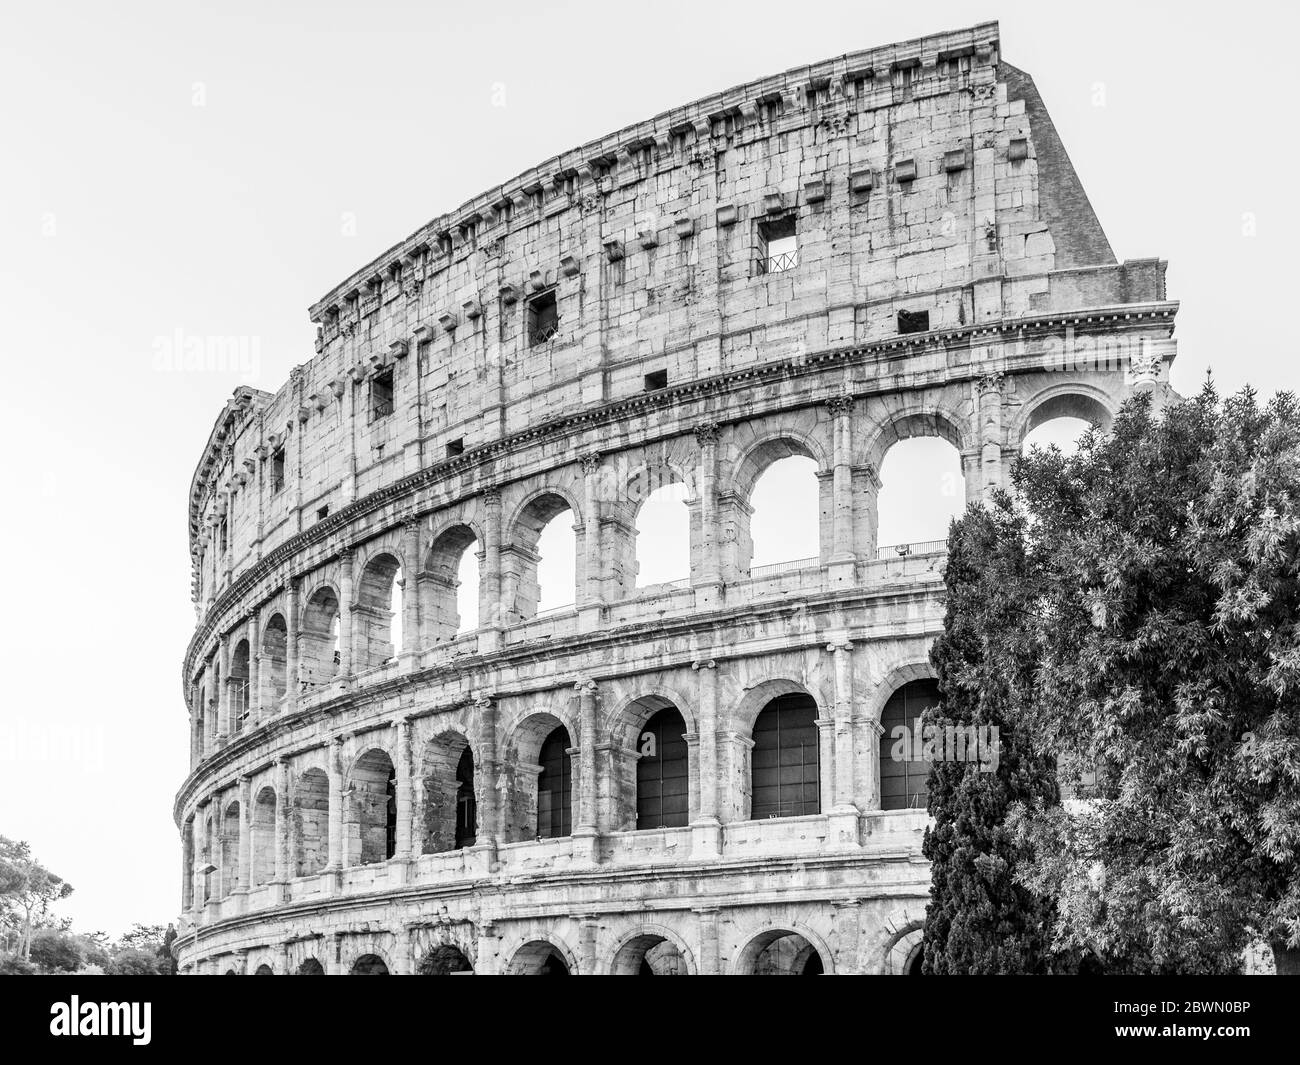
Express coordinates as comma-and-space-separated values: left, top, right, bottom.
187, 20, 1168, 611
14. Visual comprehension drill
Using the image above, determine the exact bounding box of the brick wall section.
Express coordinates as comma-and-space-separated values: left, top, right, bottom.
1000, 61, 1117, 269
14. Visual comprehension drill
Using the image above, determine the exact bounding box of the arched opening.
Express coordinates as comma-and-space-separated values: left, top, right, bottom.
295, 767, 330, 876
416, 944, 474, 975
261, 613, 288, 702
1022, 416, 1095, 457
611, 934, 687, 975
537, 726, 572, 839
300, 586, 340, 688
421, 525, 480, 641
751, 694, 820, 820
251, 786, 276, 887
420, 732, 476, 854
355, 553, 402, 669
738, 930, 825, 975
508, 941, 570, 975
348, 749, 397, 865
350, 954, 389, 975
295, 957, 324, 975
906, 945, 925, 975
507, 494, 576, 621
219, 801, 241, 898
879, 678, 940, 810
635, 707, 689, 830
748, 455, 820, 573
1020, 391, 1112, 457
229, 640, 251, 732
634, 482, 691, 588
253, 964, 274, 975
200, 810, 215, 903
876, 438, 964, 555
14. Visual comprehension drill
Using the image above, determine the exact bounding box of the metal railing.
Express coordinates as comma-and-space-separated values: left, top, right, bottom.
749, 556, 819, 579
532, 602, 575, 620
371, 399, 394, 420
757, 250, 799, 274
875, 538, 949, 560
529, 321, 560, 345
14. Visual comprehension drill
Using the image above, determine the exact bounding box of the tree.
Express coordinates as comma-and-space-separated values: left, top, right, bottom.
28, 927, 84, 973
0, 837, 73, 959
1006, 384, 1300, 973
920, 501, 1063, 972
105, 948, 162, 976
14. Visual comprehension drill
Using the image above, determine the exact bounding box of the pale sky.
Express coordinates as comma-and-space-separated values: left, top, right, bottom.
1, 1, 1295, 936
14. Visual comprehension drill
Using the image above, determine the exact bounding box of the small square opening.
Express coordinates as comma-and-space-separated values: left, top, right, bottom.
897, 309, 930, 335
446, 437, 464, 457
316, 505, 330, 523
644, 369, 668, 391
527, 289, 559, 346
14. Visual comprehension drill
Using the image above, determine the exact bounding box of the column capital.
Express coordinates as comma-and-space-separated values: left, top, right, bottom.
481, 485, 502, 506
976, 370, 1005, 397
825, 639, 853, 654
693, 422, 721, 447
573, 677, 598, 694
579, 452, 603, 475
691, 658, 717, 671
826, 393, 855, 416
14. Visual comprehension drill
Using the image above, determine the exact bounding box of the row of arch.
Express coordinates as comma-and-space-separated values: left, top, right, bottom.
191, 397, 1106, 759
224, 924, 925, 975
189, 678, 939, 906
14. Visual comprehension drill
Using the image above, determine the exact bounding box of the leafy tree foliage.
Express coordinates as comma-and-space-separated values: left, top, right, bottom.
920, 501, 1063, 972
941, 384, 1300, 974
0, 836, 73, 959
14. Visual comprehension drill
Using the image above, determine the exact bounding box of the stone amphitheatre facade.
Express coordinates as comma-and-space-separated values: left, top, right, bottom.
174, 21, 1176, 975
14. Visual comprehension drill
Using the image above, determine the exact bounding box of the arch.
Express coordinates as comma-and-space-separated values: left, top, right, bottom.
416, 944, 474, 975
421, 522, 481, 641
219, 800, 241, 898
634, 706, 690, 830
733, 926, 833, 975
295, 767, 329, 876
261, 613, 288, 701
879, 678, 942, 811
733, 677, 830, 738
731, 430, 828, 502
229, 640, 251, 732
537, 726, 572, 839
419, 731, 477, 854
748, 454, 822, 571
295, 957, 325, 975
882, 922, 926, 975
350, 953, 390, 975
504, 490, 580, 621
876, 432, 965, 550
251, 785, 276, 887
609, 926, 696, 975
631, 478, 692, 589
347, 748, 397, 865
750, 693, 821, 820
253, 963, 274, 975
299, 585, 340, 689
862, 406, 969, 475
500, 708, 580, 843
1012, 383, 1115, 448
506, 938, 575, 975
354, 551, 402, 669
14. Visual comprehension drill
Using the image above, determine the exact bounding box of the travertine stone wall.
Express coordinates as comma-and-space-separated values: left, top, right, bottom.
175, 20, 1177, 975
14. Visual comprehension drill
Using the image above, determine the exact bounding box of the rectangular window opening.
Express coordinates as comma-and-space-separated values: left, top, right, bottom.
316, 505, 330, 523
271, 447, 285, 494
527, 289, 559, 346
898, 309, 930, 335
644, 369, 668, 391
757, 215, 798, 275
370, 368, 394, 420
446, 437, 464, 457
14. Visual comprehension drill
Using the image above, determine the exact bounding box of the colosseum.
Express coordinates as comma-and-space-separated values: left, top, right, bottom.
173, 20, 1176, 975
